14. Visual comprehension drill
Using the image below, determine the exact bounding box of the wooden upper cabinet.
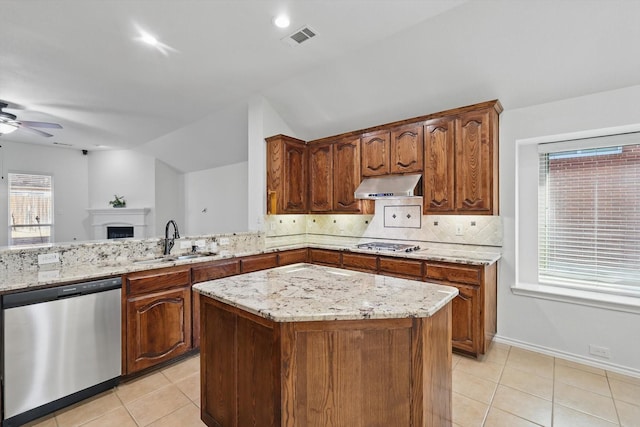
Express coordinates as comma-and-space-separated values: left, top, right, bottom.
390, 123, 424, 174
361, 131, 390, 176
266, 135, 307, 214
423, 102, 501, 215
424, 117, 456, 213
333, 137, 363, 212
308, 143, 333, 212
455, 109, 497, 214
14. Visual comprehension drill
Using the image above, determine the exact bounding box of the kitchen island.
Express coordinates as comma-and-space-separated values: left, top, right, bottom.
193, 263, 458, 427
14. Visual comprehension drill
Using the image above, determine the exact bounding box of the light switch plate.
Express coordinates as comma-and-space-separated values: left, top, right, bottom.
383, 205, 421, 229
179, 240, 193, 249
219, 237, 230, 246
195, 239, 206, 247
38, 252, 60, 265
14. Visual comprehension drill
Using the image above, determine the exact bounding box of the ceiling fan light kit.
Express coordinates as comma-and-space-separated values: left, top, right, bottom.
0, 101, 62, 138
0, 122, 18, 135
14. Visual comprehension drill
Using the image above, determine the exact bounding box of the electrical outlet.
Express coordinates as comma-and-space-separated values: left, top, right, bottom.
219, 237, 230, 246
38, 252, 60, 265
195, 239, 206, 247
270, 222, 276, 231
179, 240, 193, 249
589, 344, 611, 358
455, 224, 464, 236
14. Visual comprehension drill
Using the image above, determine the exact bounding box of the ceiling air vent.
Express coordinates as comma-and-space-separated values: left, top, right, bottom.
282, 26, 317, 47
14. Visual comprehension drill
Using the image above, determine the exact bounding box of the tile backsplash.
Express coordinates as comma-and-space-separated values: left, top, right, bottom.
264, 197, 503, 247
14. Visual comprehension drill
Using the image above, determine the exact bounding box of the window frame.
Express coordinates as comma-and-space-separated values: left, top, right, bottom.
8, 171, 55, 246
513, 126, 640, 314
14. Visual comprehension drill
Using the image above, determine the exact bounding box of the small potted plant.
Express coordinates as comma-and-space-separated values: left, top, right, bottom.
109, 195, 126, 208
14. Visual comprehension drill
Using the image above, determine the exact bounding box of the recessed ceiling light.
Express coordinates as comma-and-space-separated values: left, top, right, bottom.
134, 26, 178, 56
273, 15, 290, 29
140, 32, 159, 46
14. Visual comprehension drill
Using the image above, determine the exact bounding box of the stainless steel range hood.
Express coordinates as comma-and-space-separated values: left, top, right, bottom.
354, 174, 421, 199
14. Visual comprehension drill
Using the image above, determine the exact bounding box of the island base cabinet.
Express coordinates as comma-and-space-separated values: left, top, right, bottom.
200, 297, 452, 427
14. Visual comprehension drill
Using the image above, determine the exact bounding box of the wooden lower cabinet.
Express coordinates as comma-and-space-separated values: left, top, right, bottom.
241, 253, 278, 273
449, 283, 480, 354
200, 297, 452, 427
308, 248, 342, 266
278, 248, 308, 265
342, 252, 377, 272
124, 267, 192, 374
378, 256, 423, 279
425, 261, 496, 356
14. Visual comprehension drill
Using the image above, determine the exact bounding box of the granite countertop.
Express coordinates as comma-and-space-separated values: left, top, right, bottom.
193, 263, 458, 322
0, 242, 500, 294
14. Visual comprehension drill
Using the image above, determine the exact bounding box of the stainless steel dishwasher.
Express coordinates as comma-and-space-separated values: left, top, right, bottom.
2, 277, 121, 427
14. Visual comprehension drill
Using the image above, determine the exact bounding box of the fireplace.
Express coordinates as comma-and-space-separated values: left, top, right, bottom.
107, 226, 134, 239
87, 208, 150, 240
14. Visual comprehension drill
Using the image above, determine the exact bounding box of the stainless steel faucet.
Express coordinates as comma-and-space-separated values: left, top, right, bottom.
163, 220, 180, 255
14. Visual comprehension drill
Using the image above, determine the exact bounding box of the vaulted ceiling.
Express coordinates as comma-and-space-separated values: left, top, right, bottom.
2, 0, 639, 173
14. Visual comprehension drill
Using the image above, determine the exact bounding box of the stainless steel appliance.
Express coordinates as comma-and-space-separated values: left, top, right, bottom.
356, 242, 421, 252
2, 277, 121, 427
354, 173, 422, 199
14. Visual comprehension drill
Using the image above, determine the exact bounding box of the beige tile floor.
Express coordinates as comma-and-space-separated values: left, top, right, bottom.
25, 344, 640, 427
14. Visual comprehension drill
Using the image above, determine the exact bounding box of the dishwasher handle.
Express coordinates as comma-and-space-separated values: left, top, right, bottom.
2, 277, 121, 309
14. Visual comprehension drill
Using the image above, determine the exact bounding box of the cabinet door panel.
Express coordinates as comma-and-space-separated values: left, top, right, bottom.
127, 269, 190, 296
309, 249, 341, 266
283, 142, 308, 213
378, 257, 423, 279
241, 253, 278, 273
390, 124, 423, 174
424, 118, 455, 212
309, 144, 333, 212
450, 284, 480, 355
456, 111, 492, 212
361, 131, 390, 176
425, 263, 481, 286
333, 137, 362, 212
191, 259, 240, 283
126, 287, 191, 373
342, 252, 377, 273
278, 249, 308, 265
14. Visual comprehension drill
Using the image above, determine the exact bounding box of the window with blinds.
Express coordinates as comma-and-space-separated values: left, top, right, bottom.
538, 134, 640, 294
8, 173, 53, 245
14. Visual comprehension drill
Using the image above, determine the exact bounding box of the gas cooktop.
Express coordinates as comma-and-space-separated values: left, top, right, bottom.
356, 242, 421, 253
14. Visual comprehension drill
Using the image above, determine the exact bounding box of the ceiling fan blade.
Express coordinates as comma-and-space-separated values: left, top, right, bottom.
19, 120, 62, 129
19, 125, 54, 137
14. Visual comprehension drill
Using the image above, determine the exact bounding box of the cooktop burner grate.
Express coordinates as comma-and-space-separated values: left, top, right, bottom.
356, 242, 421, 252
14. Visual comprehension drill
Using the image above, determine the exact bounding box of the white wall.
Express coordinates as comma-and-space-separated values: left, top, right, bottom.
247, 95, 298, 231
499, 84, 640, 374
184, 161, 248, 235
0, 141, 90, 245
88, 149, 156, 236
155, 159, 184, 238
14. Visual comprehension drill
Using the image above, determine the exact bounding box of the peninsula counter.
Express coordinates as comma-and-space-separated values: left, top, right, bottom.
193, 263, 458, 427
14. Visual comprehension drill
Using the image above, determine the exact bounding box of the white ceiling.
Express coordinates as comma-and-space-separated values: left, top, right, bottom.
2, 0, 640, 173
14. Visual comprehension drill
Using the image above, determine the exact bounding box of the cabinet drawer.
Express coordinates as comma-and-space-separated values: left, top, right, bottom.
278, 249, 308, 266
378, 257, 423, 279
309, 249, 342, 266
342, 253, 377, 272
241, 253, 278, 273
126, 268, 190, 296
425, 263, 481, 285
192, 259, 240, 283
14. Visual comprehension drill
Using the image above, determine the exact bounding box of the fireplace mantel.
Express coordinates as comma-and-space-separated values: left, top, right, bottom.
87, 207, 151, 240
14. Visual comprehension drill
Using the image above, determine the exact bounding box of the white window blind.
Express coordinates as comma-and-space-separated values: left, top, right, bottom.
538, 134, 640, 293
8, 173, 53, 245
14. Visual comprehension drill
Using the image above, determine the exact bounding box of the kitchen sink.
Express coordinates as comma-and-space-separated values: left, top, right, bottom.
133, 252, 215, 264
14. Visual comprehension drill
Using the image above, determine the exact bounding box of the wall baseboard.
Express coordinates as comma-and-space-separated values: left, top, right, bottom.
492, 335, 640, 379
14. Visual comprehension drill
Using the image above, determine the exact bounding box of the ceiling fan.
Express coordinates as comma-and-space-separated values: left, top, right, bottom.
0, 102, 62, 137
